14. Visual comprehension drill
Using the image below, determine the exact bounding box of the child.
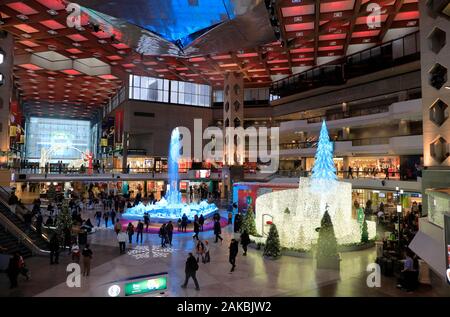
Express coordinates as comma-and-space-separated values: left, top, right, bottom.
177, 218, 182, 232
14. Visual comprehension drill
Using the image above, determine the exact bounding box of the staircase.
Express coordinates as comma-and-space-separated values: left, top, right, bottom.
0, 223, 32, 258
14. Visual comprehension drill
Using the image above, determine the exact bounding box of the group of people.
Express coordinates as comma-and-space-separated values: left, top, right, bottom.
181, 230, 252, 291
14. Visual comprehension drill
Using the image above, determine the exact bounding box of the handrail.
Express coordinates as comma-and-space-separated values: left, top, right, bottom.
271, 31, 420, 97
0, 211, 49, 256
0, 186, 51, 244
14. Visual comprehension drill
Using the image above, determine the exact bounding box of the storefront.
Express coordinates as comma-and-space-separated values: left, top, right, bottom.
305, 157, 344, 173
347, 156, 400, 178
352, 188, 422, 217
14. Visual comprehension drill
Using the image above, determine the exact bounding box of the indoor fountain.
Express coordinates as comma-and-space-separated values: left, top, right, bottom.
123, 128, 218, 222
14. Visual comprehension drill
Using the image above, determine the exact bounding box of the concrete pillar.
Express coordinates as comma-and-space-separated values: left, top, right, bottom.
0, 32, 14, 163
399, 120, 410, 135
223, 72, 244, 165
342, 127, 350, 139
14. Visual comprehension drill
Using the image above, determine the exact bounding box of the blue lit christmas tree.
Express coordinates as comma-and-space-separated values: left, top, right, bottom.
311, 120, 337, 181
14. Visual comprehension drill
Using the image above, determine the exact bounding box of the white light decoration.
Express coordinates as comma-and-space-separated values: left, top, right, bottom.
0, 50, 4, 64
255, 120, 376, 250
255, 178, 377, 250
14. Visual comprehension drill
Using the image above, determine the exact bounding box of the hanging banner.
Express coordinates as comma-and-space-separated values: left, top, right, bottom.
115, 109, 124, 145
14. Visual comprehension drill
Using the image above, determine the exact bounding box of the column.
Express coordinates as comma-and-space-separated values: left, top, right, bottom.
222, 72, 245, 201
419, 0, 450, 212
0, 32, 14, 164
223, 72, 244, 165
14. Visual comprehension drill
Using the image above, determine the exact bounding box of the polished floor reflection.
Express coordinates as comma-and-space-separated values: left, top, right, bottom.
1, 214, 449, 297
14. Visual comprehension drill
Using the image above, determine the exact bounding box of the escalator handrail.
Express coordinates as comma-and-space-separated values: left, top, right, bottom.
0, 210, 50, 255
0, 186, 51, 243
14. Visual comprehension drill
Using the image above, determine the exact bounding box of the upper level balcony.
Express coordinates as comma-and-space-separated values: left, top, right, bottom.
270, 31, 420, 99
279, 98, 422, 135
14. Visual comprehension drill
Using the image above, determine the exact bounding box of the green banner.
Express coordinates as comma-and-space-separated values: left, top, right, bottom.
124, 276, 167, 296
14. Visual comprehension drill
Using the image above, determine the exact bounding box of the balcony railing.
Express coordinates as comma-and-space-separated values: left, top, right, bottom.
277, 170, 420, 181
305, 105, 390, 124
271, 31, 420, 98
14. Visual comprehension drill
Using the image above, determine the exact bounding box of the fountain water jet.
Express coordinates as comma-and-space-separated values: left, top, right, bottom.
123, 128, 218, 222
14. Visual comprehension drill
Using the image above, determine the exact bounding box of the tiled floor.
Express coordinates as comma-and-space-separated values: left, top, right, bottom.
1, 220, 449, 297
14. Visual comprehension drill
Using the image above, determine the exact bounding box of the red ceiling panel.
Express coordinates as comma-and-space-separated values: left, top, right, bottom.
285, 22, 315, 32
40, 19, 66, 30
14, 24, 39, 33
394, 11, 420, 21
319, 33, 347, 41
320, 0, 355, 13
7, 2, 39, 15
66, 34, 89, 42
281, 5, 315, 17
19, 64, 43, 71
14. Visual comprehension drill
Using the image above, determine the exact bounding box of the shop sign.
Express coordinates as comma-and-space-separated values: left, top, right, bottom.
124, 276, 167, 296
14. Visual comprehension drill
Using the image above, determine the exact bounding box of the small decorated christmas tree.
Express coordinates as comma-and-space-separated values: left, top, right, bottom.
284, 207, 290, 214
263, 224, 281, 258
316, 205, 340, 270
55, 201, 73, 241
311, 121, 337, 181
361, 216, 369, 243
240, 205, 258, 236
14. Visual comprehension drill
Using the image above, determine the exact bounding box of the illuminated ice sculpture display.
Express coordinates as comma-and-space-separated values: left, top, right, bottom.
123, 128, 218, 222
255, 121, 376, 250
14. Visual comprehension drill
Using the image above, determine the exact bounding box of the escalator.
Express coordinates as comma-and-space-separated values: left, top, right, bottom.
0, 187, 50, 255
0, 223, 33, 258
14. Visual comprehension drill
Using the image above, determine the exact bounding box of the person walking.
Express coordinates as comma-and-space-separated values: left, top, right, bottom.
177, 218, 182, 232
103, 211, 109, 228
240, 230, 251, 256
181, 253, 200, 291
110, 209, 116, 226
214, 219, 223, 243
192, 219, 200, 240
143, 212, 150, 232
204, 240, 210, 263
6, 253, 20, 289
126, 222, 135, 244
95, 210, 102, 227
117, 229, 127, 254
199, 214, 205, 231
36, 212, 43, 236
17, 253, 30, 280
49, 234, 60, 265
114, 219, 122, 235
181, 213, 188, 232
228, 211, 233, 225
194, 240, 205, 263
166, 221, 174, 246
136, 220, 144, 244
229, 239, 239, 272
81, 244, 93, 277
159, 223, 167, 247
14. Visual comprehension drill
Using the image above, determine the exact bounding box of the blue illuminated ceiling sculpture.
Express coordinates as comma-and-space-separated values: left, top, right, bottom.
73, 0, 274, 57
